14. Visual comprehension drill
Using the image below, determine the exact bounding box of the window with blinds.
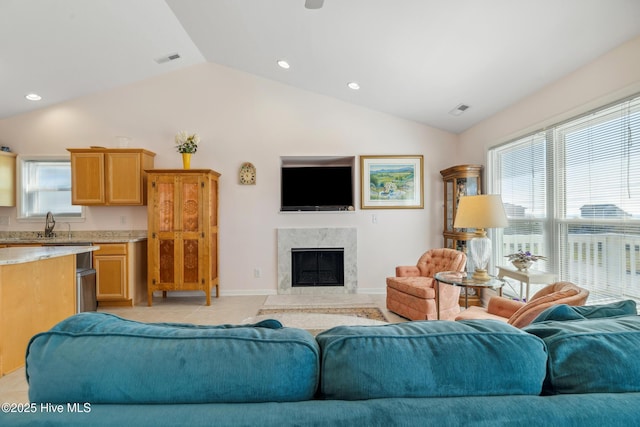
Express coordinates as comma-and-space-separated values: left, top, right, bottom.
19, 158, 83, 219
489, 94, 640, 303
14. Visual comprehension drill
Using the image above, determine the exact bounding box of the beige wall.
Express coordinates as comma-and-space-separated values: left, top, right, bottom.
3, 34, 637, 295
459, 35, 640, 167
0, 62, 458, 294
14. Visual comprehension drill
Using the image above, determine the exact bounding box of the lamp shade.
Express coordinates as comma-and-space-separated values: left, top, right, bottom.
453, 194, 509, 229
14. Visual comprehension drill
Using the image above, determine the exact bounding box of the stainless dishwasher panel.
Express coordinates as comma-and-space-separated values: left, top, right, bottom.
77, 268, 97, 313
42, 242, 93, 269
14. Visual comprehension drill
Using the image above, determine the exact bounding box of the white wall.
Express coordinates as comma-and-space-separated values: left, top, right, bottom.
458, 35, 640, 164
0, 62, 458, 294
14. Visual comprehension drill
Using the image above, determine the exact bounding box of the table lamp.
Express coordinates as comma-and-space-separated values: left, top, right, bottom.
453, 194, 509, 281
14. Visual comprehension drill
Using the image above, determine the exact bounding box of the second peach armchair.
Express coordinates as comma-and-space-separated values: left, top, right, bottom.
455, 281, 589, 328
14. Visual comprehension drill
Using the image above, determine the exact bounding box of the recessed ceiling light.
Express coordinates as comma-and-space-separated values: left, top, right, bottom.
25, 93, 42, 101
347, 82, 360, 90
277, 60, 290, 69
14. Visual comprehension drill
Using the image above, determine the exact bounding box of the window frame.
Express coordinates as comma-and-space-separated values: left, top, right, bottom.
488, 93, 640, 303
16, 155, 85, 223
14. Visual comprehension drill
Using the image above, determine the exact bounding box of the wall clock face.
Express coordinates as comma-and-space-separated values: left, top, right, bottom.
239, 162, 256, 185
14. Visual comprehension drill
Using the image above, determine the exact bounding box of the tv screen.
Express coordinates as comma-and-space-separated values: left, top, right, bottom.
281, 166, 353, 211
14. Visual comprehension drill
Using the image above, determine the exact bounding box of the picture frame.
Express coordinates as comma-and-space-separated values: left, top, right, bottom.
360, 155, 424, 209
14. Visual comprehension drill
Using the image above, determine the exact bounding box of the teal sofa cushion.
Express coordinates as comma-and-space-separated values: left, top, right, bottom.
26, 313, 320, 404
316, 320, 547, 400
524, 315, 640, 394
531, 300, 637, 323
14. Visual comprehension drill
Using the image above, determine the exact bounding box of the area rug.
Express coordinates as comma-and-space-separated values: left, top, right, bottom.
244, 306, 389, 335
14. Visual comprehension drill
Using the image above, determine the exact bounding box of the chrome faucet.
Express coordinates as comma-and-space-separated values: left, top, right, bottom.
44, 211, 56, 238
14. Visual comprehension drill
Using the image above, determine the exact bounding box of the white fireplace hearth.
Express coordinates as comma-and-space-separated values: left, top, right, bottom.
277, 227, 357, 294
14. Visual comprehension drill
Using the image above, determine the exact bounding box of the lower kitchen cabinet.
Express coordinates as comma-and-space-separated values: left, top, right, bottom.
93, 241, 147, 306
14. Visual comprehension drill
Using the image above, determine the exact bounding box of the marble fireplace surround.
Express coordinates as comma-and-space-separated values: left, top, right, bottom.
277, 227, 357, 294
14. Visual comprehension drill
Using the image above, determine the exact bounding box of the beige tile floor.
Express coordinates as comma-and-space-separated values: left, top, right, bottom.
0, 293, 404, 403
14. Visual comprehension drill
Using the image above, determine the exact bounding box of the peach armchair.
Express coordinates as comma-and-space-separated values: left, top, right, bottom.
455, 281, 589, 328
386, 248, 466, 321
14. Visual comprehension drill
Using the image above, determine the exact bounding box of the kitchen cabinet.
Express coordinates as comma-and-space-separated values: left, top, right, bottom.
93, 241, 147, 306
0, 151, 17, 206
147, 169, 220, 306
440, 164, 484, 307
67, 148, 155, 205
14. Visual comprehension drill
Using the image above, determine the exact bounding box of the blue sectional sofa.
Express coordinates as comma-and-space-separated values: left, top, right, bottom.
3, 302, 640, 426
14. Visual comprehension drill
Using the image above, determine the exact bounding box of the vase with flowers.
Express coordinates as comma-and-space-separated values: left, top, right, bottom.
175, 131, 200, 169
505, 250, 547, 271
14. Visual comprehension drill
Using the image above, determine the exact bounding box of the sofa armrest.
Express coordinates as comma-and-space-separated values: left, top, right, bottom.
395, 266, 421, 277
487, 297, 525, 318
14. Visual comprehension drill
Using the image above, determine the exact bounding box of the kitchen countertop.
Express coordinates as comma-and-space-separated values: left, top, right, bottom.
0, 246, 99, 266
0, 230, 147, 244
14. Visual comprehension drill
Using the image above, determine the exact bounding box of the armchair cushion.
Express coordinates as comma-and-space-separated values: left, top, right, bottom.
395, 265, 421, 277
386, 276, 436, 299
487, 297, 526, 318
415, 248, 466, 277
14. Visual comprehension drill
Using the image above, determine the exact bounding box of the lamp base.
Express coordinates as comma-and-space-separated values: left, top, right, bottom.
472, 268, 491, 282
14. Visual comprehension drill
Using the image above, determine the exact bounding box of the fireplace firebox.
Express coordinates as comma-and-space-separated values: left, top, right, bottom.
291, 248, 344, 287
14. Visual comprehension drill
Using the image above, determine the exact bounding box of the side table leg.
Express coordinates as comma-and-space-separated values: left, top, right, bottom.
519, 281, 523, 301
435, 280, 440, 320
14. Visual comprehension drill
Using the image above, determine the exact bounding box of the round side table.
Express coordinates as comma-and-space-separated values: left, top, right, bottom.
434, 271, 505, 319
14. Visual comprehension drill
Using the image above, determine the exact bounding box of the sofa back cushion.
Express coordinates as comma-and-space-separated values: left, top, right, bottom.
27, 313, 320, 404
524, 315, 640, 394
531, 300, 637, 323
316, 320, 547, 400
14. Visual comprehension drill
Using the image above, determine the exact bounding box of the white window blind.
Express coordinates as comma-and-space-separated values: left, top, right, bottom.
491, 132, 550, 274
556, 97, 640, 301
489, 94, 640, 303
19, 159, 82, 219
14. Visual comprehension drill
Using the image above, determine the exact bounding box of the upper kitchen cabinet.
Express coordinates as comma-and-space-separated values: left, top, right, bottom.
67, 148, 155, 205
0, 151, 17, 206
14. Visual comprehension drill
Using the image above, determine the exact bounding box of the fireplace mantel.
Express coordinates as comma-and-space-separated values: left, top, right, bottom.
277, 227, 357, 294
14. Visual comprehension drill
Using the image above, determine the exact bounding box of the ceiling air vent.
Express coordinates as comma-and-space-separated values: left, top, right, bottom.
305, 0, 324, 9
155, 53, 181, 64
449, 103, 470, 116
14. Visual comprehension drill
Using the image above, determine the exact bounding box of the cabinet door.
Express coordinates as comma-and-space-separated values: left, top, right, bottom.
71, 152, 105, 204
149, 174, 178, 288
94, 244, 127, 301
0, 152, 16, 206
94, 255, 127, 300
179, 174, 205, 290
107, 152, 143, 205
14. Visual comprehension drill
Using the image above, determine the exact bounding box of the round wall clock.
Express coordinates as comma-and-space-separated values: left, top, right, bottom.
239, 162, 256, 185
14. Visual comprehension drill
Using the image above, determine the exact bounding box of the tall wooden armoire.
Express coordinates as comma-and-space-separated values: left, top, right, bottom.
146, 169, 220, 306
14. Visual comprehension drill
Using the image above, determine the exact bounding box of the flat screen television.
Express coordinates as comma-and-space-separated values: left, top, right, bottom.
281, 166, 354, 211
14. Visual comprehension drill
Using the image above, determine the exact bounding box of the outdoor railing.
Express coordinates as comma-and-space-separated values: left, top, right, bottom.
501, 233, 640, 302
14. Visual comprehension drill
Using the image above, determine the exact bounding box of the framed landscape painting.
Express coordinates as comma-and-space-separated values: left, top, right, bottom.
360, 155, 424, 209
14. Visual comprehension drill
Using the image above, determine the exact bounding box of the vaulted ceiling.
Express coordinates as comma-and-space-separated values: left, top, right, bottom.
2, 0, 640, 133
